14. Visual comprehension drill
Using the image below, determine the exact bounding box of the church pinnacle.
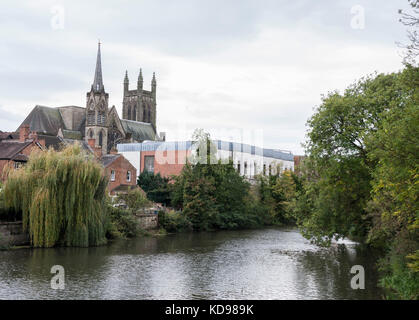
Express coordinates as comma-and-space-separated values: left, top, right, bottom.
92, 41, 104, 93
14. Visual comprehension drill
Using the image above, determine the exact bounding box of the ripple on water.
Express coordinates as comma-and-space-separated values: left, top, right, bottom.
0, 228, 383, 299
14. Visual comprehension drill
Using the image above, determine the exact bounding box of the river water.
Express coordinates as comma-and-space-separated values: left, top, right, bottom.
0, 227, 383, 299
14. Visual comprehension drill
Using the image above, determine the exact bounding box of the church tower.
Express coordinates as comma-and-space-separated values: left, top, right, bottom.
122, 68, 157, 130
85, 42, 109, 154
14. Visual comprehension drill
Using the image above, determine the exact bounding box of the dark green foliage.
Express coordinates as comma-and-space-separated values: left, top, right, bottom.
137, 171, 171, 205
158, 210, 192, 233
254, 171, 299, 226
170, 131, 267, 231
115, 187, 150, 214
295, 66, 419, 298
106, 205, 141, 238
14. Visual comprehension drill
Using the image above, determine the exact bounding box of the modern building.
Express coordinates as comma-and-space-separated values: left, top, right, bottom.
117, 140, 294, 179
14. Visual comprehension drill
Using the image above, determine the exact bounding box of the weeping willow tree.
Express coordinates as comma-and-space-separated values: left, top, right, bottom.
3, 144, 108, 248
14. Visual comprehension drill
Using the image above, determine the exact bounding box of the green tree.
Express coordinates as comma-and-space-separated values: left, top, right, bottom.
171, 129, 259, 231
365, 66, 419, 298
137, 171, 171, 205
3, 144, 108, 248
299, 72, 408, 244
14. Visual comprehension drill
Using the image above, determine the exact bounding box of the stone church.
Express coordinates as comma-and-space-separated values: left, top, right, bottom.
17, 43, 162, 154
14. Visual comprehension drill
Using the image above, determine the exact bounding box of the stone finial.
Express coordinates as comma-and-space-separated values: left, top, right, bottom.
151, 72, 156, 85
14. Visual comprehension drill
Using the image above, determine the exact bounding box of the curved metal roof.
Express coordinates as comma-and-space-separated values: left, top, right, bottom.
117, 140, 293, 161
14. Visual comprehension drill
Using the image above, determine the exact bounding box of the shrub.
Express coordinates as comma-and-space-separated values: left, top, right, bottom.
158, 210, 192, 233
106, 205, 141, 238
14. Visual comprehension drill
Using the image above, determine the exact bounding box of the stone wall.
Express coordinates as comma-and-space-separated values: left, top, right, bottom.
0, 221, 29, 248
135, 214, 158, 230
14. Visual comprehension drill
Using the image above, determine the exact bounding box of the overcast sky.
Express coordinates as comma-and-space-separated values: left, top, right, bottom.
0, 0, 412, 154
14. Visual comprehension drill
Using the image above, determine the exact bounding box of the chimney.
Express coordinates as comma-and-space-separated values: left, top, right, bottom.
19, 125, 30, 142
88, 138, 96, 149
29, 131, 45, 148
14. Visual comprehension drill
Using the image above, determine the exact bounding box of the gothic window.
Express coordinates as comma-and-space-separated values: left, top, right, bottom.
147, 109, 151, 122
133, 105, 137, 121
143, 109, 146, 122
88, 129, 93, 139
99, 131, 103, 147
127, 106, 131, 120
97, 111, 105, 125
88, 111, 95, 125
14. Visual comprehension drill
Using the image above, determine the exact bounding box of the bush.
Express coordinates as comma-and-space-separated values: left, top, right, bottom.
116, 187, 150, 214
158, 210, 192, 233
137, 171, 171, 205
106, 205, 142, 238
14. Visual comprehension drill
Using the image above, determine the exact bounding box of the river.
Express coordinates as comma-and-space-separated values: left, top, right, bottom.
0, 227, 383, 299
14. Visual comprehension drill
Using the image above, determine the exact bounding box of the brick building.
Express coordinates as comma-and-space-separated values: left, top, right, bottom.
100, 152, 137, 195
0, 125, 45, 181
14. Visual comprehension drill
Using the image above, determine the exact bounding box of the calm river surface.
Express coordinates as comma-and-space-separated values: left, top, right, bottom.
0, 227, 383, 299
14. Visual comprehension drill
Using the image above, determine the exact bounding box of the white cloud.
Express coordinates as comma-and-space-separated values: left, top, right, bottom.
0, 0, 411, 154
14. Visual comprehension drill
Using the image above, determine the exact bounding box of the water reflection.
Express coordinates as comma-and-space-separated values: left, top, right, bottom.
0, 228, 383, 299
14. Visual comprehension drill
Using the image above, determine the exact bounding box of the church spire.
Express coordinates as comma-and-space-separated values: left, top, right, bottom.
92, 41, 104, 92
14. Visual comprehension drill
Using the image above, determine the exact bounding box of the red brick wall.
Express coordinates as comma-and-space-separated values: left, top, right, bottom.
140, 149, 191, 177
105, 155, 137, 193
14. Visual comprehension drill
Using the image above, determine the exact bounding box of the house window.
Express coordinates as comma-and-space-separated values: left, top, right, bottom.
110, 170, 115, 181
244, 162, 248, 175
144, 156, 155, 173
237, 161, 241, 174
263, 164, 266, 175
127, 171, 131, 182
